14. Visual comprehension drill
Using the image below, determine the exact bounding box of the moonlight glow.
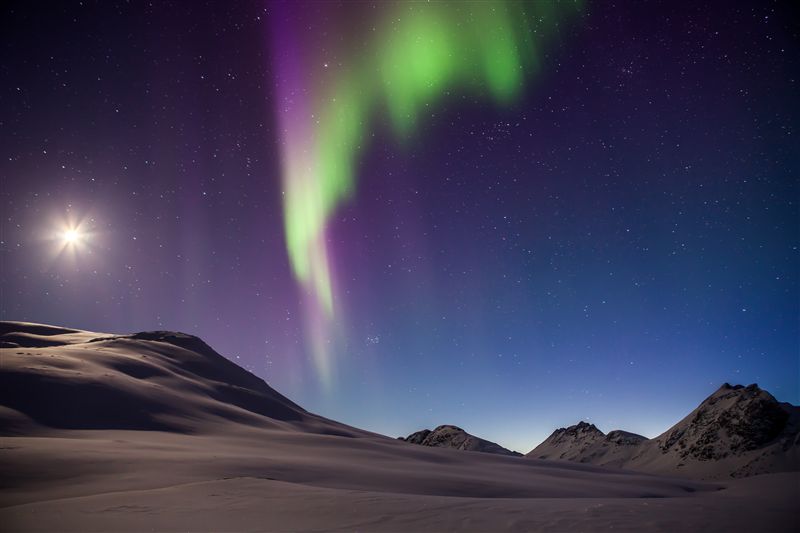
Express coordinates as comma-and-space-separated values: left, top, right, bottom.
50, 218, 94, 261
62, 228, 81, 245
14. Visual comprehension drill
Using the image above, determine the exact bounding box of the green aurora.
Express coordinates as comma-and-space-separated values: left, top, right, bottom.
279, 1, 583, 317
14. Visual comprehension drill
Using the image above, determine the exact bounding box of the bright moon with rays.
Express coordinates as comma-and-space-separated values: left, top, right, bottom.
51, 219, 94, 259
62, 228, 81, 245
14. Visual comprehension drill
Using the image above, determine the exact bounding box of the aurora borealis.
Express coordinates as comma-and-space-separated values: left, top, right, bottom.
273, 1, 581, 384
2, 0, 798, 452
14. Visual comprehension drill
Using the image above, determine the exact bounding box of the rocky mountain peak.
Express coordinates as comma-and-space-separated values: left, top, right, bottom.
402, 429, 432, 445
573, 421, 602, 432
399, 424, 521, 456
549, 421, 604, 443
526, 421, 632, 463
657, 382, 791, 461
433, 424, 464, 433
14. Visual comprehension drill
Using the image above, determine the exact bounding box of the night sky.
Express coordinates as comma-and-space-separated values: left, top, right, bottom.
2, 0, 797, 452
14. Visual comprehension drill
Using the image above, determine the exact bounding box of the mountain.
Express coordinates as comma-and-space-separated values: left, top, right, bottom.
526, 383, 800, 479
627, 383, 800, 478
527, 422, 646, 467
0, 321, 361, 437
399, 425, 522, 456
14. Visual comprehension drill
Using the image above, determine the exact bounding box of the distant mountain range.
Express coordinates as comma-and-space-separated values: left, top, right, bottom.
396, 386, 799, 479
405, 384, 799, 479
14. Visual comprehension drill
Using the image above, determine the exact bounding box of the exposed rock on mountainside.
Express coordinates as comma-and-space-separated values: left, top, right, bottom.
399, 425, 522, 456
657, 384, 788, 457
633, 383, 800, 478
527, 383, 800, 479
606, 430, 648, 446
402, 428, 433, 445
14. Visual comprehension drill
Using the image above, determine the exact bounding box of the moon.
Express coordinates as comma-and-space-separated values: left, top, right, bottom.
62, 228, 81, 245
51, 218, 94, 259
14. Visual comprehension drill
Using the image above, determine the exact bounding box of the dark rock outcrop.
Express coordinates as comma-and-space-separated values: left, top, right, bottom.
400, 425, 521, 456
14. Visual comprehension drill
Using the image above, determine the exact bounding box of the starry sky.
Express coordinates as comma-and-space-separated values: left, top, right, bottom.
2, 0, 798, 453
